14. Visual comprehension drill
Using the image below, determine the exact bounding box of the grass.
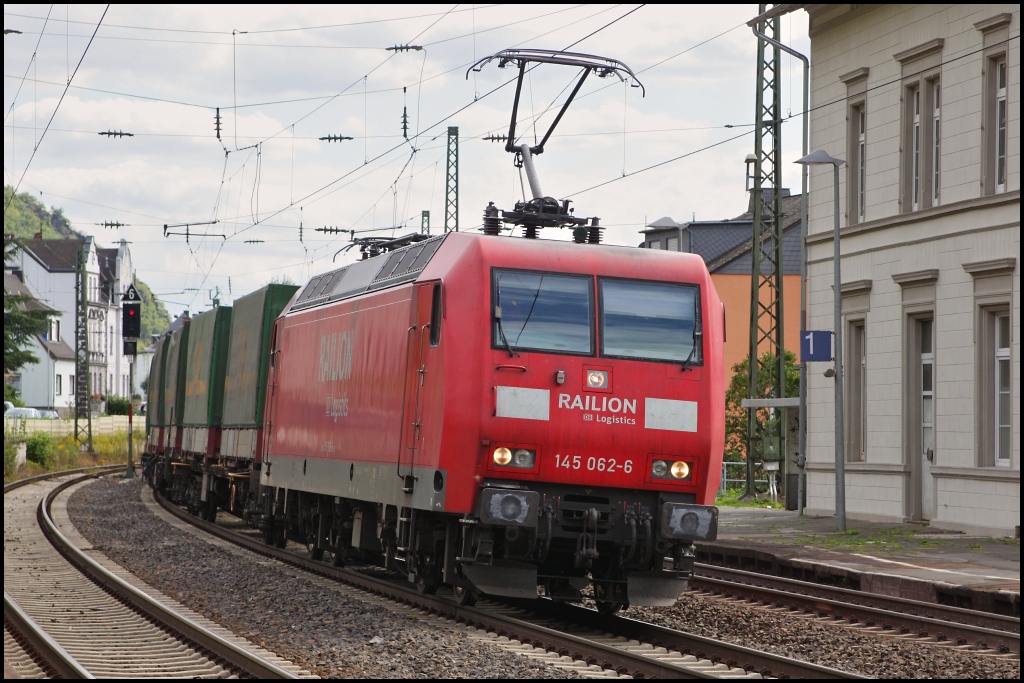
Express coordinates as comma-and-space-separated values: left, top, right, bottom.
788, 527, 938, 554
4, 430, 145, 483
967, 542, 984, 553
715, 486, 786, 510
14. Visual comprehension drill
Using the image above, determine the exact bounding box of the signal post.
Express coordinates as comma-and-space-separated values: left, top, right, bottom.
122, 283, 142, 478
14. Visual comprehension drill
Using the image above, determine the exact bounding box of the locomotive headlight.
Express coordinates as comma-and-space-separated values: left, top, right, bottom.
513, 448, 536, 469
670, 461, 691, 479
651, 459, 692, 480
586, 370, 608, 389
493, 447, 513, 466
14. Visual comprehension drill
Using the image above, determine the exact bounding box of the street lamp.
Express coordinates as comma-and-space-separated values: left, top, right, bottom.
795, 150, 847, 532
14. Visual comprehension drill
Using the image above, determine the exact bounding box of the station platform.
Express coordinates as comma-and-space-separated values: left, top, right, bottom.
695, 506, 1020, 616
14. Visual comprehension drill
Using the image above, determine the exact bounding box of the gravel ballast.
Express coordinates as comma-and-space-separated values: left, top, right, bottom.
615, 593, 1020, 679
68, 477, 1018, 679
67, 477, 578, 679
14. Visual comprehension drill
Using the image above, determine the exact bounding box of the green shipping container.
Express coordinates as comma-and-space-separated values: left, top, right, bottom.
146, 335, 169, 431
182, 306, 233, 427
222, 284, 299, 428
162, 320, 191, 428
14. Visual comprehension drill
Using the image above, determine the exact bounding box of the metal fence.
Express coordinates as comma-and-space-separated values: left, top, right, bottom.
3, 416, 136, 437
720, 461, 769, 491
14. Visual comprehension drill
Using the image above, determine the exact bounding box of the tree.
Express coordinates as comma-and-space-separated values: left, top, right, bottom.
724, 350, 800, 463
267, 274, 296, 286
135, 279, 171, 342
4, 237, 58, 374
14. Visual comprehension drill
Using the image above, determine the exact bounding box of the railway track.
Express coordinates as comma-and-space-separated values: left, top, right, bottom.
3, 469, 307, 679
151, 486, 861, 679
691, 564, 1020, 656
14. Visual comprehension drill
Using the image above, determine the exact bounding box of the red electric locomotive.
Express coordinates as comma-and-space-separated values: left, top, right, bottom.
147, 48, 724, 611
257, 229, 724, 609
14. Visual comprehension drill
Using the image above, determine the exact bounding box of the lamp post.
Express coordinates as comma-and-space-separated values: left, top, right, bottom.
795, 150, 846, 532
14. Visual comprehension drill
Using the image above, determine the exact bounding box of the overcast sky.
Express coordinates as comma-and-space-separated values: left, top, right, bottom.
4, 4, 810, 315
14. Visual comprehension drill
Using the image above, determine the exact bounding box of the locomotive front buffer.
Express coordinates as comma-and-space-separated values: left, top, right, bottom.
457, 482, 719, 608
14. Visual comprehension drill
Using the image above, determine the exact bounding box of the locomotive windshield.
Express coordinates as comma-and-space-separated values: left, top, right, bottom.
492, 270, 593, 355
599, 279, 701, 364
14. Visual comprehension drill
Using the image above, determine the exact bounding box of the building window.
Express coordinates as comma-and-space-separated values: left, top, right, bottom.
55, 374, 62, 396
903, 77, 940, 212
994, 57, 1007, 194
978, 306, 1012, 466
982, 51, 1009, 195
919, 319, 934, 464
69, 375, 75, 395
848, 102, 866, 223
930, 80, 940, 205
994, 313, 1011, 466
910, 85, 921, 211
847, 320, 867, 462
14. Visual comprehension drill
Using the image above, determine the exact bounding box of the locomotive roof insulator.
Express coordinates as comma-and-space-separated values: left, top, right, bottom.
470, 49, 642, 241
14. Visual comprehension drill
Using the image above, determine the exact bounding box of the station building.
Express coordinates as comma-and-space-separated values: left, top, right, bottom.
6, 235, 136, 411
800, 5, 1019, 536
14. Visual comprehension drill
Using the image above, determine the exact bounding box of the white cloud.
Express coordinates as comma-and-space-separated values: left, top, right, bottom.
5, 3, 810, 311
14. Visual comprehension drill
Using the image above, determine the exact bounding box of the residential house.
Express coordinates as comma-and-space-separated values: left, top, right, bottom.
7, 235, 135, 404
3, 272, 75, 413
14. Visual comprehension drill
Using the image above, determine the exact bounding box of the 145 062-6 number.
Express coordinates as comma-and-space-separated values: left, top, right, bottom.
555, 453, 633, 474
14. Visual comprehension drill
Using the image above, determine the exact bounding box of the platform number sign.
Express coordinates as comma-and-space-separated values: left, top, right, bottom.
801, 330, 833, 362
122, 283, 142, 341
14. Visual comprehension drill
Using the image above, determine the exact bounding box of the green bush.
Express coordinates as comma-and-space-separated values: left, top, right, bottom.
4, 383, 25, 407
26, 432, 53, 467
4, 439, 20, 479
105, 395, 131, 415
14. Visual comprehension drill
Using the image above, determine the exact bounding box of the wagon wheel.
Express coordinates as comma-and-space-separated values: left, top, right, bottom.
305, 516, 324, 561
203, 497, 218, 523
413, 553, 439, 595
452, 584, 477, 607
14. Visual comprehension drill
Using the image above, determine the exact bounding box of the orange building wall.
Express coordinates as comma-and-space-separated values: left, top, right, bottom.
712, 273, 802, 385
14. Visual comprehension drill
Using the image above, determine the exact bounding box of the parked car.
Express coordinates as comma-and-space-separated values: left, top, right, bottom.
36, 409, 61, 419
4, 400, 14, 413
4, 407, 40, 419
139, 401, 147, 415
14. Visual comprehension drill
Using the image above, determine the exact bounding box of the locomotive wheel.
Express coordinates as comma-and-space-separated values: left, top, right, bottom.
306, 533, 324, 561
414, 572, 438, 595
593, 582, 625, 615
274, 524, 287, 549
330, 547, 346, 567
452, 584, 477, 607
595, 600, 624, 615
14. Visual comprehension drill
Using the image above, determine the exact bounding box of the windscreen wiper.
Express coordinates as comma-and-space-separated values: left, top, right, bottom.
494, 286, 516, 358
681, 293, 702, 372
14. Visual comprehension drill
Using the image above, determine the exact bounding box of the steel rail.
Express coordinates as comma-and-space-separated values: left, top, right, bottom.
4, 591, 93, 679
35, 472, 300, 679
693, 564, 1019, 654
155, 489, 862, 678
519, 598, 862, 679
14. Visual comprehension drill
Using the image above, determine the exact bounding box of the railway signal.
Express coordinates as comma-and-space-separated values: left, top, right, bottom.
121, 282, 142, 479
